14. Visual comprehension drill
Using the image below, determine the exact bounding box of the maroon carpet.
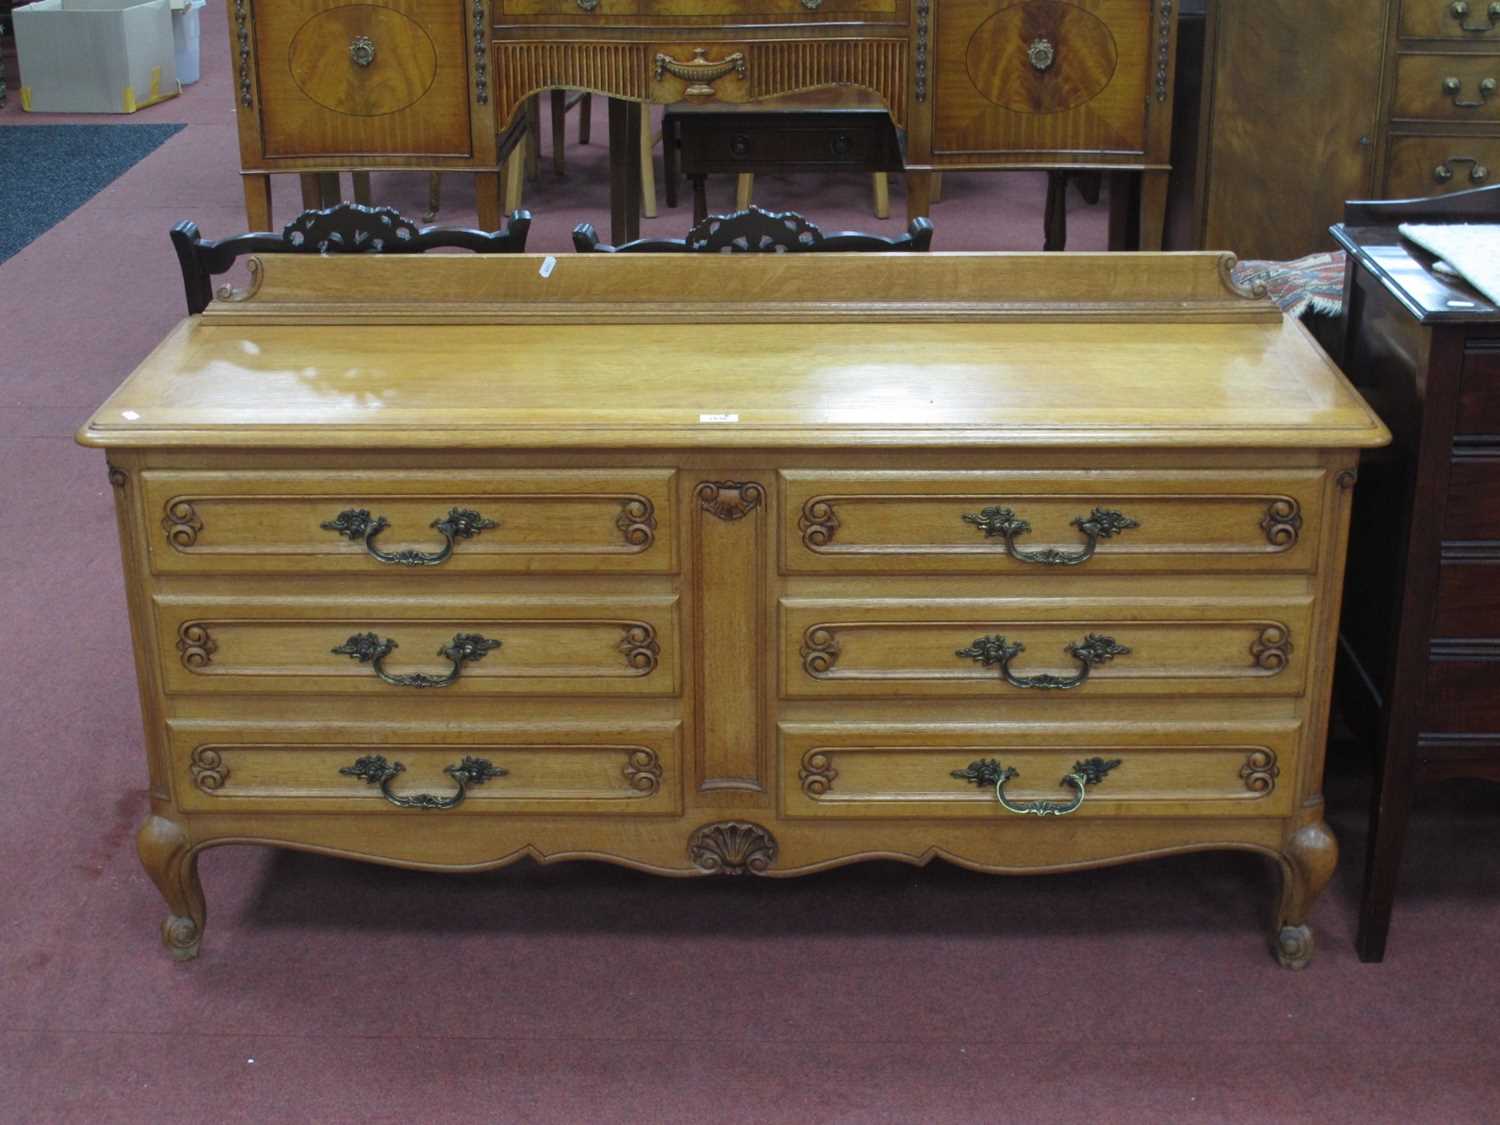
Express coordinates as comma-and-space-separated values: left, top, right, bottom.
2, 9, 1497, 1122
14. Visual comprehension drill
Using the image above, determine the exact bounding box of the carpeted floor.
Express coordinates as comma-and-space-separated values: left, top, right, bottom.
0, 123, 184, 262
1, 10, 1498, 1125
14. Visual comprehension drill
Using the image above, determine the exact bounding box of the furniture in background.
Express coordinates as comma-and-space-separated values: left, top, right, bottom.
661, 90, 904, 224
79, 248, 1385, 967
1187, 0, 1500, 260
1331, 183, 1500, 962
571, 204, 931, 253
170, 202, 532, 315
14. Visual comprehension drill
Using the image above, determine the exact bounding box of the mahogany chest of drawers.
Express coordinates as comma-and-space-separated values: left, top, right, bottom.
78, 250, 1386, 967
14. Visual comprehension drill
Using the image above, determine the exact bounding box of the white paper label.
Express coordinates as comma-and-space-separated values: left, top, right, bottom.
699, 413, 739, 423
538, 256, 557, 278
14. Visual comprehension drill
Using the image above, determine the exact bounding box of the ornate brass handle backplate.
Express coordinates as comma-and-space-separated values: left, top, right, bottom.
1027, 37, 1055, 71
1451, 0, 1500, 32
333, 632, 500, 687
349, 35, 376, 67
951, 756, 1121, 816
654, 48, 747, 96
958, 633, 1129, 690
1443, 75, 1496, 107
322, 507, 497, 566
340, 754, 506, 809
962, 505, 1139, 565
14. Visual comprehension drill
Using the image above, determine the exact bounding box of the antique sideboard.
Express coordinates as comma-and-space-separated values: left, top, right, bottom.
79, 249, 1385, 967
228, 0, 1178, 241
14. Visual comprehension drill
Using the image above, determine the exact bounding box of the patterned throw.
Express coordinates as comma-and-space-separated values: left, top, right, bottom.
1230, 251, 1347, 319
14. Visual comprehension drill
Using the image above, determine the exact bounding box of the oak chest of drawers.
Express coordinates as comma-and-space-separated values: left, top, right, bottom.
79, 250, 1386, 967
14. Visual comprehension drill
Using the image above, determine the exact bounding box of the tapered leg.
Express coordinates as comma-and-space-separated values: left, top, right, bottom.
640, 106, 658, 219
735, 172, 753, 212
579, 93, 592, 144
906, 171, 933, 222
1076, 171, 1102, 205
504, 149, 526, 214
691, 175, 708, 225
299, 173, 323, 211
525, 96, 541, 180
1358, 726, 1417, 962
137, 815, 205, 961
551, 89, 568, 176
474, 171, 501, 232
930, 172, 943, 204
1043, 171, 1068, 251
1274, 818, 1338, 970
317, 172, 341, 206
1137, 169, 1169, 250
663, 115, 679, 208
872, 173, 889, 219
1106, 170, 1137, 250
351, 171, 372, 205
607, 98, 642, 243
423, 172, 441, 222
242, 173, 272, 231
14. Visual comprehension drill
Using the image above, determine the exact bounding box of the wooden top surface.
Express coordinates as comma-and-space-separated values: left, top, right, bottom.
1332, 223, 1500, 325
78, 252, 1390, 451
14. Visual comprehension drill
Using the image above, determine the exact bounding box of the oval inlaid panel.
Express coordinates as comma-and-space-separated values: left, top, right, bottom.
965, 0, 1119, 115
289, 5, 438, 118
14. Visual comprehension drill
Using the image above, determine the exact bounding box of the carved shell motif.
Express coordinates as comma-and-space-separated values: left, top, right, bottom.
688, 821, 778, 875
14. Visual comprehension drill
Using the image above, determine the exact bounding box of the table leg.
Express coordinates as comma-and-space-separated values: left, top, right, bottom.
663, 116, 679, 209
1106, 171, 1138, 250
351, 171, 372, 206
504, 148, 526, 214
736, 173, 753, 212
906, 172, 934, 223
552, 89, 568, 177
1043, 171, 1068, 251
1137, 169, 1169, 251
1357, 713, 1418, 962
608, 98, 643, 243
317, 172, 342, 207
474, 171, 502, 231
1076, 172, 1102, 206
872, 173, 889, 220
641, 106, 658, 219
242, 173, 273, 231
299, 174, 323, 211
691, 176, 708, 225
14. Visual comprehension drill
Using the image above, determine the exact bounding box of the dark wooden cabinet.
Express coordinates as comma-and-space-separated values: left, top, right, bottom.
1331, 185, 1500, 962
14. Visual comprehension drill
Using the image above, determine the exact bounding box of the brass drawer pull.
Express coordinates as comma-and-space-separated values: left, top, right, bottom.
800, 0, 822, 8
349, 35, 376, 67
951, 756, 1121, 817
962, 505, 1138, 565
1451, 1, 1500, 32
340, 754, 506, 809
654, 48, 747, 96
576, 0, 598, 10
1027, 37, 1055, 71
1442, 75, 1496, 108
333, 632, 501, 688
958, 633, 1129, 690
1434, 155, 1490, 184
322, 507, 497, 566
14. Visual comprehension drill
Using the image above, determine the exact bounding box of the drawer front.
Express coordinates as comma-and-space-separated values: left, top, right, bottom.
780, 723, 1299, 818
1433, 561, 1500, 636
781, 470, 1327, 575
782, 595, 1313, 699
1457, 346, 1500, 435
169, 720, 681, 815
254, 0, 474, 158
684, 121, 885, 168
1402, 0, 1500, 38
932, 0, 1151, 157
641, 0, 897, 12
1384, 135, 1499, 196
502, 0, 639, 13
157, 593, 679, 696
1392, 53, 1500, 122
1443, 451, 1500, 539
1423, 649, 1500, 731
143, 470, 675, 575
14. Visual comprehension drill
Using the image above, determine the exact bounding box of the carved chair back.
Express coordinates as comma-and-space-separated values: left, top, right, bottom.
572, 205, 933, 254
171, 202, 534, 315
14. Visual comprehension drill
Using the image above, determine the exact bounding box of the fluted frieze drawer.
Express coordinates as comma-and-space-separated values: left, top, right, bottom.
143, 469, 675, 575
780, 469, 1327, 575
782, 594, 1311, 699
780, 722, 1299, 819
170, 720, 681, 815
156, 592, 679, 696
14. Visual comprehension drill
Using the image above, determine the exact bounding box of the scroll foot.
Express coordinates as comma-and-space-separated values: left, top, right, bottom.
137, 815, 206, 962
1273, 817, 1337, 970
1275, 923, 1315, 971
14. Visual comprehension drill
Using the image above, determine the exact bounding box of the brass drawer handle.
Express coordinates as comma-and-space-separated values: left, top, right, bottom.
1451, 1, 1500, 32
1027, 37, 1055, 71
957, 633, 1129, 690
576, 0, 598, 10
800, 0, 822, 8
333, 632, 501, 688
1434, 155, 1491, 184
349, 35, 376, 67
951, 756, 1121, 817
322, 507, 497, 566
1442, 75, 1496, 108
340, 753, 506, 809
962, 505, 1139, 565
654, 48, 747, 96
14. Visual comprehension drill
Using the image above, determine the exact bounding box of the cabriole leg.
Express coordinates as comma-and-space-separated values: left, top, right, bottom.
137, 815, 205, 961
1274, 818, 1338, 970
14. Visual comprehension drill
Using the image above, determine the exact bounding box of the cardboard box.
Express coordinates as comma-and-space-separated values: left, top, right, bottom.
14, 0, 180, 114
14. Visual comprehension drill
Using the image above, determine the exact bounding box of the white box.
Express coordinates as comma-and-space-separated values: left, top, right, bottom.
14, 0, 180, 114
170, 0, 204, 85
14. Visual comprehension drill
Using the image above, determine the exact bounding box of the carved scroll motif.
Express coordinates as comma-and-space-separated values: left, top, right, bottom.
688, 821, 778, 875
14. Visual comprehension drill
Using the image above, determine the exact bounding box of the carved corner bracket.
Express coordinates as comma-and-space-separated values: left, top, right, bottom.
688, 821, 778, 875
696, 481, 765, 521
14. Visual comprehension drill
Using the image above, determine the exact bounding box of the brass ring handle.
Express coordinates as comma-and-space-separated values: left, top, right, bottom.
1451, 1, 1500, 32
340, 754, 506, 809
957, 633, 1130, 690
951, 756, 1121, 817
962, 505, 1139, 565
349, 35, 376, 67
653, 48, 747, 96
332, 631, 501, 688
1434, 155, 1490, 183
1027, 37, 1056, 71
322, 507, 497, 566
1442, 75, 1496, 107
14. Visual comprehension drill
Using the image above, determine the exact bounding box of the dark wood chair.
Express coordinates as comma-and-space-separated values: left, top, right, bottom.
572, 205, 933, 254
170, 202, 532, 315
